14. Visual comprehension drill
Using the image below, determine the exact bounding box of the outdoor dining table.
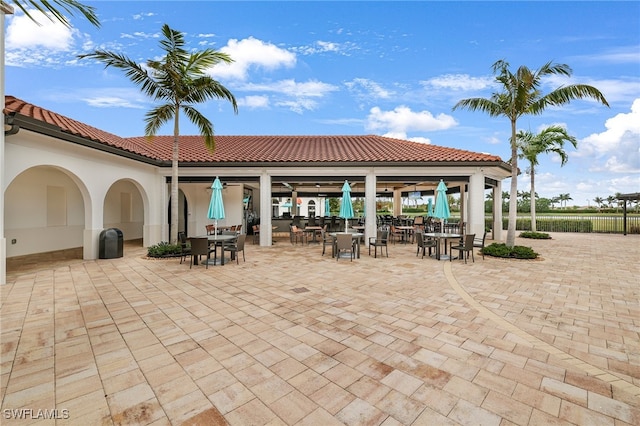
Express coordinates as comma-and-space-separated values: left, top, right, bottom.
422, 232, 463, 260
329, 232, 364, 259
396, 225, 415, 244
303, 226, 323, 243
199, 234, 237, 265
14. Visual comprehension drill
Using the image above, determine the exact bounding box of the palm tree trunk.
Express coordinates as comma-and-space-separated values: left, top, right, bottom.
530, 166, 537, 232
170, 111, 180, 244
506, 119, 518, 247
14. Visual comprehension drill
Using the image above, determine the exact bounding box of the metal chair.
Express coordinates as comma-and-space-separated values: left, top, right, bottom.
223, 234, 246, 264
368, 229, 389, 258
415, 231, 437, 259
335, 233, 355, 261
449, 234, 476, 263
474, 231, 487, 259
189, 237, 211, 269
178, 231, 191, 264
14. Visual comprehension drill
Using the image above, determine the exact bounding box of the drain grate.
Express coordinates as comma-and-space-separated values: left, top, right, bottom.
292, 287, 310, 293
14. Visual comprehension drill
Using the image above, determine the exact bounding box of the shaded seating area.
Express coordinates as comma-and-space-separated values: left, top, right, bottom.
450, 233, 476, 263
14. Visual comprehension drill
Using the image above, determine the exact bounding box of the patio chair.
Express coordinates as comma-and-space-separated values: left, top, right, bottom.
474, 231, 487, 259
368, 229, 389, 258
290, 225, 306, 244
415, 231, 437, 259
449, 234, 475, 263
189, 237, 211, 269
178, 231, 191, 264
223, 234, 246, 264
320, 228, 332, 256
252, 224, 260, 244
205, 224, 215, 235
336, 233, 356, 261
389, 225, 405, 244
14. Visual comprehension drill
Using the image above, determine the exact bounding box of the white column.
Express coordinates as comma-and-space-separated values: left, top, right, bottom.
259, 173, 272, 246
365, 173, 377, 245
393, 190, 402, 216
493, 181, 503, 241
468, 171, 485, 238
0, 8, 8, 284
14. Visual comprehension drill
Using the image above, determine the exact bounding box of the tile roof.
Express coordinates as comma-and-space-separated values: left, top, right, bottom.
5, 96, 505, 165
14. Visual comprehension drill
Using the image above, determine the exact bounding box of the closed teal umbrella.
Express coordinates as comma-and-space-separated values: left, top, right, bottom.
434, 180, 450, 227
427, 198, 434, 217
339, 180, 354, 232
207, 177, 225, 234
324, 198, 330, 216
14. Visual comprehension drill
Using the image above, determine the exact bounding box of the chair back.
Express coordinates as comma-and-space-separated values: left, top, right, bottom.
336, 233, 353, 250
413, 216, 424, 226
205, 224, 215, 235
190, 238, 209, 256
463, 233, 475, 249
178, 231, 187, 245
236, 234, 246, 250
379, 230, 388, 242
415, 231, 424, 248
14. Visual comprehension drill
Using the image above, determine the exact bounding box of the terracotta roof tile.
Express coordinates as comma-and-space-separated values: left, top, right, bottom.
4, 96, 504, 165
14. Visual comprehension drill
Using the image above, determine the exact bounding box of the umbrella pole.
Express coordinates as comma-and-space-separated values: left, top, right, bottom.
215, 220, 218, 235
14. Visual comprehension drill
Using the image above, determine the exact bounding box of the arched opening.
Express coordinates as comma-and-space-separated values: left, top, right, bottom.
168, 189, 188, 237
104, 179, 145, 246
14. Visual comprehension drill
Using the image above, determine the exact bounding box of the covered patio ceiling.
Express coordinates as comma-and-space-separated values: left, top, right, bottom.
175, 175, 483, 198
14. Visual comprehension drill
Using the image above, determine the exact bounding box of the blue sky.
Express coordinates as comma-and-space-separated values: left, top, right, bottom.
5, 1, 639, 206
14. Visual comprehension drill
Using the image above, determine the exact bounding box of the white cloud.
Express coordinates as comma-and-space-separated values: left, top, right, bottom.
292, 40, 358, 56
382, 132, 432, 144
210, 37, 296, 80
578, 99, 640, 173
366, 106, 458, 135
5, 10, 76, 51
421, 74, 494, 92
345, 78, 394, 100
238, 95, 269, 109
236, 79, 338, 113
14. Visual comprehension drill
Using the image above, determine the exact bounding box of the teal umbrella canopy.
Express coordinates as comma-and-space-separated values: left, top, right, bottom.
207, 177, 225, 233
339, 181, 354, 232
427, 198, 434, 217
433, 180, 450, 222
324, 198, 330, 216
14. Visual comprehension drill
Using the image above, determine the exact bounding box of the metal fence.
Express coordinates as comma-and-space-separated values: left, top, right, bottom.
488, 215, 640, 234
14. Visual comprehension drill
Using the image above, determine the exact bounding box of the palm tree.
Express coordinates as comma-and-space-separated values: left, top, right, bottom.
453, 60, 608, 247
9, 0, 100, 27
79, 24, 238, 244
517, 125, 577, 231
558, 193, 572, 209
593, 196, 604, 210
606, 195, 616, 209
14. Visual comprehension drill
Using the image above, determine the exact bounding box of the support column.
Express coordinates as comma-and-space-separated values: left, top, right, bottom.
259, 173, 272, 246
365, 173, 377, 245
493, 181, 503, 241
468, 172, 485, 238
0, 6, 12, 284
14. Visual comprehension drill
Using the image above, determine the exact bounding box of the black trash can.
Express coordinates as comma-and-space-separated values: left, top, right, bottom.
99, 228, 123, 259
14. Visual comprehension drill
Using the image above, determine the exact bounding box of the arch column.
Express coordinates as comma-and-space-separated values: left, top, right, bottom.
259, 173, 272, 246
468, 171, 485, 238
365, 172, 377, 244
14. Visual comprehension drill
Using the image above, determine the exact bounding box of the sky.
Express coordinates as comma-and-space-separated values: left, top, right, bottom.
4, 0, 639, 206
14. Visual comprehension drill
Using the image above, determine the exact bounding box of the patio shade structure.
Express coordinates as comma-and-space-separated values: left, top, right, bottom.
207, 177, 225, 235
339, 180, 354, 232
433, 180, 450, 227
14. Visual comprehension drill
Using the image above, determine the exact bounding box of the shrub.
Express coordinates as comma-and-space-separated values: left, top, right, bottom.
519, 231, 551, 239
147, 241, 182, 258
483, 243, 538, 259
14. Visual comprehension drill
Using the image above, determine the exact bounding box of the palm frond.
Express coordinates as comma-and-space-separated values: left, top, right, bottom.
144, 104, 175, 137
13, 0, 100, 27
182, 106, 215, 150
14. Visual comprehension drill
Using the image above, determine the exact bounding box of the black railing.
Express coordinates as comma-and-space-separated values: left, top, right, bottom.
487, 215, 640, 234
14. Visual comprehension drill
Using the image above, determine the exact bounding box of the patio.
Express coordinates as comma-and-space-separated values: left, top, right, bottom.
1, 233, 639, 425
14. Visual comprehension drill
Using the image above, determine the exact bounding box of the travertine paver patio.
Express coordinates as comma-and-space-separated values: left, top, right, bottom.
1, 232, 639, 425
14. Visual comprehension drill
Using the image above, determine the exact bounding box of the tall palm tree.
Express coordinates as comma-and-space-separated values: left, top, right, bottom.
79, 24, 238, 244
453, 60, 608, 247
9, 0, 100, 27
593, 196, 604, 210
517, 125, 577, 231
558, 193, 572, 209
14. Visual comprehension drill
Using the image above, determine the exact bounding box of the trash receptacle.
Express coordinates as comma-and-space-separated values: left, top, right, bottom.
99, 228, 123, 259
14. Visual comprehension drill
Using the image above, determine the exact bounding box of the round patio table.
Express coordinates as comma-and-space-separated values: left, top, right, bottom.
422, 232, 462, 260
